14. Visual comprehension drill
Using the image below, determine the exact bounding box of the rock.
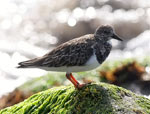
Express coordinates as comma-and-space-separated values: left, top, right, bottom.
0, 83, 150, 114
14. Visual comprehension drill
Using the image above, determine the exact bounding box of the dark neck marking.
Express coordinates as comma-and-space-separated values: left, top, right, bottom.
94, 40, 112, 64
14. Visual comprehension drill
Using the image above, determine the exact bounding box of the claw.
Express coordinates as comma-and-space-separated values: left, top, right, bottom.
66, 73, 86, 89
77, 83, 86, 89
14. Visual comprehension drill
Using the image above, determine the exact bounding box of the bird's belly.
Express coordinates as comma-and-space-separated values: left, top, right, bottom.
39, 54, 100, 73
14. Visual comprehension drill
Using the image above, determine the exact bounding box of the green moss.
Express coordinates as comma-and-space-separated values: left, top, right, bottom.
1, 83, 150, 114
135, 96, 150, 113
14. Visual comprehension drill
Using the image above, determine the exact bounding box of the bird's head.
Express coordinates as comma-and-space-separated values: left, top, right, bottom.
94, 25, 122, 42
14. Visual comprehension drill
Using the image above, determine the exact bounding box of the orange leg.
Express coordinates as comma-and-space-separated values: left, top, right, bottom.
66, 73, 85, 89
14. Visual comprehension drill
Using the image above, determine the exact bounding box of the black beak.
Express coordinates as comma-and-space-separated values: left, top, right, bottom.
112, 33, 123, 41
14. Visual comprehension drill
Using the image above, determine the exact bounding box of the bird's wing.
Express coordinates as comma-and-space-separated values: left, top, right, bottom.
18, 34, 95, 68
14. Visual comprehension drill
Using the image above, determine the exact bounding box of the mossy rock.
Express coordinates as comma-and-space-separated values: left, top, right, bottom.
0, 83, 150, 114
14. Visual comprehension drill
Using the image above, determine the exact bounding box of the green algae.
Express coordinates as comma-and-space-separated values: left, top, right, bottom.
1, 83, 150, 114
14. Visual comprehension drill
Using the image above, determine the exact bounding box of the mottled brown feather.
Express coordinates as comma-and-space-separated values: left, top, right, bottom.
18, 34, 95, 68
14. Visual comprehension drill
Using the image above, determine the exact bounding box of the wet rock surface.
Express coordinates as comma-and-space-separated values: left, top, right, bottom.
0, 83, 150, 114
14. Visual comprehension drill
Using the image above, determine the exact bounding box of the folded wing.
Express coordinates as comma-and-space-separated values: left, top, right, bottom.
17, 35, 94, 68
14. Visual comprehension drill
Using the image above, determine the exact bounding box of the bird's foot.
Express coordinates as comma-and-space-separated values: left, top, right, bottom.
66, 73, 88, 90
76, 82, 92, 89
76, 83, 86, 89
66, 73, 93, 90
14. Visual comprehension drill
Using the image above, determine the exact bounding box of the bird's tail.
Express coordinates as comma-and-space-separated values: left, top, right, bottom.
17, 58, 38, 68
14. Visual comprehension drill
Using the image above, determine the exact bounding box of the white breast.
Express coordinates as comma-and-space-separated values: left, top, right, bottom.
85, 53, 100, 67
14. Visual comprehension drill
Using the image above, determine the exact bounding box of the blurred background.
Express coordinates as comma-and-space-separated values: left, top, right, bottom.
0, 0, 150, 109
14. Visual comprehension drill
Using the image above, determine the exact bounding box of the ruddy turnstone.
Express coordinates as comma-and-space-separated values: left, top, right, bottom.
17, 25, 122, 89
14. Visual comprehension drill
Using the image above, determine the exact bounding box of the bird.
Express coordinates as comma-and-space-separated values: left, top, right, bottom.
17, 25, 122, 89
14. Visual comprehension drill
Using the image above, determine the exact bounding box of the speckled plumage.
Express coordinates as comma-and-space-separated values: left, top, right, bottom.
18, 25, 122, 71
17, 34, 111, 68
43, 34, 95, 67
18, 25, 122, 89
18, 34, 94, 67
